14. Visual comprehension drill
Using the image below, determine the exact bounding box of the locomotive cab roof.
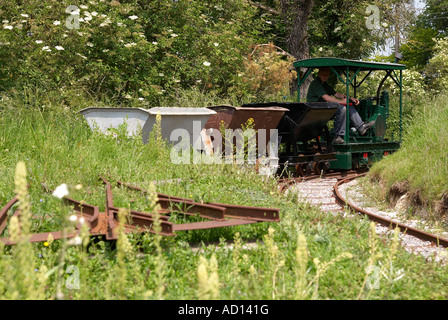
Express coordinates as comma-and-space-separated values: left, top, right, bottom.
293, 57, 406, 71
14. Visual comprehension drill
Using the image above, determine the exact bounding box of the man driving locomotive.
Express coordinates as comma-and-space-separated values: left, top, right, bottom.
307, 67, 375, 144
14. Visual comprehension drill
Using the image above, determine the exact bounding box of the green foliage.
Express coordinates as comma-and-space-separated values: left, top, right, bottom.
0, 0, 268, 103
420, 0, 448, 36
308, 0, 414, 59
232, 43, 297, 99
399, 0, 448, 72
370, 92, 448, 203
424, 37, 448, 93
350, 66, 426, 98
309, 0, 377, 59
0, 0, 427, 104
400, 27, 438, 70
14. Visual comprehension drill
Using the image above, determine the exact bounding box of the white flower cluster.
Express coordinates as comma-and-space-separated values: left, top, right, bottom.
52, 183, 69, 198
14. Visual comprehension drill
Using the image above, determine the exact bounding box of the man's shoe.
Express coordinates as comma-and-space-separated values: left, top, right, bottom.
332, 136, 345, 144
358, 121, 375, 136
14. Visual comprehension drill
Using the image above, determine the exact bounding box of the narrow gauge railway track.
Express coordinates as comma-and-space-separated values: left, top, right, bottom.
279, 171, 448, 261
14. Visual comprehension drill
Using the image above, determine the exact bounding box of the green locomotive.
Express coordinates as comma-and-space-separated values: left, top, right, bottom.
292, 57, 406, 172
283, 58, 406, 173
241, 57, 406, 175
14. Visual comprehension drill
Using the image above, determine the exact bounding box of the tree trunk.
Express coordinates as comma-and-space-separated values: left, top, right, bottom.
280, 0, 314, 99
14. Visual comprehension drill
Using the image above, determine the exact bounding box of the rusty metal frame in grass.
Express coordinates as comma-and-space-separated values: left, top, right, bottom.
0, 195, 83, 245
0, 178, 280, 245
115, 180, 280, 231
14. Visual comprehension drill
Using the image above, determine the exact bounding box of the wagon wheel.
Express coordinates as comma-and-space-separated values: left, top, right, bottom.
313, 160, 331, 175
295, 163, 305, 176
313, 161, 321, 175
295, 162, 312, 177
305, 162, 314, 176
296, 162, 313, 177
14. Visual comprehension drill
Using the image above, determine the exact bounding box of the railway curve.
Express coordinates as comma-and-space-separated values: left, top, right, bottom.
280, 171, 448, 264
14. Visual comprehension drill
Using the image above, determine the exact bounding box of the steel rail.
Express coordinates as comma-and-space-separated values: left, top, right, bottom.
116, 180, 280, 222
114, 180, 227, 221
334, 173, 448, 248
277, 169, 367, 194
0, 196, 18, 235
173, 219, 258, 232
1, 230, 80, 246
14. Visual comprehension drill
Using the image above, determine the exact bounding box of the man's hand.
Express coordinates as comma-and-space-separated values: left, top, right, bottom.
334, 93, 359, 105
349, 97, 360, 106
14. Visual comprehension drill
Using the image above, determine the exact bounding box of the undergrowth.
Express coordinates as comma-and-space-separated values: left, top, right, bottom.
369, 92, 448, 218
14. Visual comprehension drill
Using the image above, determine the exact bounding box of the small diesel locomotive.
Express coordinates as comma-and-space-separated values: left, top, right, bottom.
243, 57, 406, 176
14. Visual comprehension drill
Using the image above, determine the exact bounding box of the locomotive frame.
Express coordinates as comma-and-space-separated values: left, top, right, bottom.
281, 57, 406, 174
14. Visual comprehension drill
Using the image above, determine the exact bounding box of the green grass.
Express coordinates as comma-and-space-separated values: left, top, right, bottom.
0, 88, 448, 300
369, 93, 448, 214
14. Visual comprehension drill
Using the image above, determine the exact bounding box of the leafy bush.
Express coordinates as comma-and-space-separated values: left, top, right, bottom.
232, 43, 297, 99
425, 37, 448, 93
334, 67, 427, 99
0, 0, 268, 104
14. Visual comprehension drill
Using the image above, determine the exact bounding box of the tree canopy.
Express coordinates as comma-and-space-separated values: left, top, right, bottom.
401, 0, 448, 70
0, 0, 445, 102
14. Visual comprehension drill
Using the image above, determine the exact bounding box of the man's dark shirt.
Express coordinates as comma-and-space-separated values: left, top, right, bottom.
306, 77, 337, 102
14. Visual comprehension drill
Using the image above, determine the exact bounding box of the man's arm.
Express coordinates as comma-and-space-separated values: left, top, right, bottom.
321, 94, 346, 104
324, 93, 359, 105
334, 92, 346, 100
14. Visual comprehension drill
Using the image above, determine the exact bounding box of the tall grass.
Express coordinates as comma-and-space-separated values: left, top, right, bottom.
370, 92, 448, 205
